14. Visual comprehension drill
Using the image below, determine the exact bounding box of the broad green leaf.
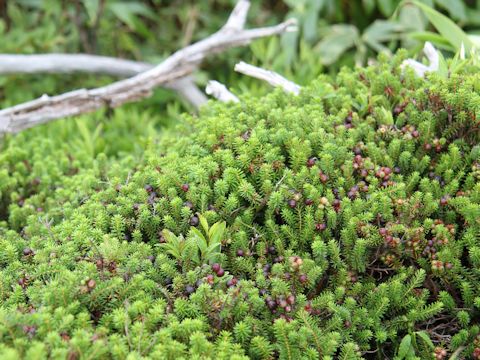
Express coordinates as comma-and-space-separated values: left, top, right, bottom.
362, 20, 404, 52
109, 1, 156, 34
209, 221, 226, 247
409, 31, 452, 50
190, 228, 208, 255
469, 35, 480, 48
377, 0, 398, 17
437, 49, 448, 78
404, 1, 473, 52
434, 0, 466, 21
82, 0, 100, 24
363, 0, 376, 15
397, 334, 412, 359
302, 0, 325, 42
415, 331, 434, 350
316, 25, 359, 65
198, 214, 209, 235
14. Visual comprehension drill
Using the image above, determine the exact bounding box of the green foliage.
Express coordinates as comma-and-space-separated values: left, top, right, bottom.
0, 51, 480, 358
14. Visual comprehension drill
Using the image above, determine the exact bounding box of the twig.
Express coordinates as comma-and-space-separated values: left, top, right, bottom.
234, 61, 301, 95
401, 42, 439, 77
205, 80, 239, 103
0, 0, 297, 133
448, 346, 465, 360
0, 54, 152, 77
0, 54, 207, 108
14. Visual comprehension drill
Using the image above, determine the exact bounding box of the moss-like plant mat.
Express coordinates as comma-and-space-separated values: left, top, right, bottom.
0, 52, 479, 359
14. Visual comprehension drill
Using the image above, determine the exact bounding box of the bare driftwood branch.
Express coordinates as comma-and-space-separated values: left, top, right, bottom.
205, 80, 239, 103
0, 54, 207, 108
0, 0, 296, 134
0, 54, 152, 77
401, 41, 439, 77
234, 61, 301, 95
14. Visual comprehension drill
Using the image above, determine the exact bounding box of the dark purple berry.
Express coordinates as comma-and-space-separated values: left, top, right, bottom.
190, 216, 199, 226
211, 263, 221, 273
305, 198, 314, 206
216, 268, 225, 277
23, 248, 34, 256
183, 201, 194, 209
299, 274, 308, 284
266, 299, 277, 310
181, 183, 189, 192
227, 278, 238, 287
236, 249, 245, 257
288, 199, 297, 208
185, 285, 195, 294
144, 184, 153, 193
315, 223, 327, 231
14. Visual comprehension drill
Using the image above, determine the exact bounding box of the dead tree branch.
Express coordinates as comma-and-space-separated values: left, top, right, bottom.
205, 80, 239, 103
0, 54, 206, 108
0, 0, 296, 134
234, 61, 301, 95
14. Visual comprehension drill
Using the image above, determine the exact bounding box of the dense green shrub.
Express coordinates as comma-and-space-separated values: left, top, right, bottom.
1, 52, 480, 359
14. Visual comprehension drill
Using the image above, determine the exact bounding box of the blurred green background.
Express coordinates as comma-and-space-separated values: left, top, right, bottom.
1, 0, 479, 127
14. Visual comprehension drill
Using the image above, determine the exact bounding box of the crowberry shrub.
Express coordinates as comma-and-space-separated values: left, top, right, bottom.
0, 52, 479, 359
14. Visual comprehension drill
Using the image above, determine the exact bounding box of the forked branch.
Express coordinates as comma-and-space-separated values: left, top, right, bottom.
0, 0, 296, 133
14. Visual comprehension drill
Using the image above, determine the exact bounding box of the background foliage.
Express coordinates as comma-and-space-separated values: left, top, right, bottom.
2, 0, 480, 113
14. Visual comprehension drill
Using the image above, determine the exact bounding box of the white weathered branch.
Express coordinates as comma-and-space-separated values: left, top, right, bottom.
234, 61, 301, 95
205, 80, 239, 103
0, 54, 207, 108
0, 54, 152, 77
0, 0, 297, 133
401, 42, 439, 77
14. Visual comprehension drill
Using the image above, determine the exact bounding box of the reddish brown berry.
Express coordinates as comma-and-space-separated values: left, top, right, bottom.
86, 279, 96, 290
181, 183, 189, 192
211, 263, 221, 273
440, 196, 449, 206
286, 295, 295, 305
206, 274, 214, 285
306, 157, 317, 168
216, 268, 225, 277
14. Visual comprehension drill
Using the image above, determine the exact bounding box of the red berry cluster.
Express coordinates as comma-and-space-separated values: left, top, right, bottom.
95, 258, 117, 273
473, 335, 480, 359
18, 274, 29, 289
265, 293, 296, 322
347, 182, 369, 200
344, 113, 354, 129
80, 278, 96, 293
211, 263, 225, 277
379, 227, 400, 248
318, 170, 329, 183
433, 347, 447, 360
401, 125, 420, 139
375, 166, 394, 187
424, 137, 443, 152
289, 256, 308, 284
